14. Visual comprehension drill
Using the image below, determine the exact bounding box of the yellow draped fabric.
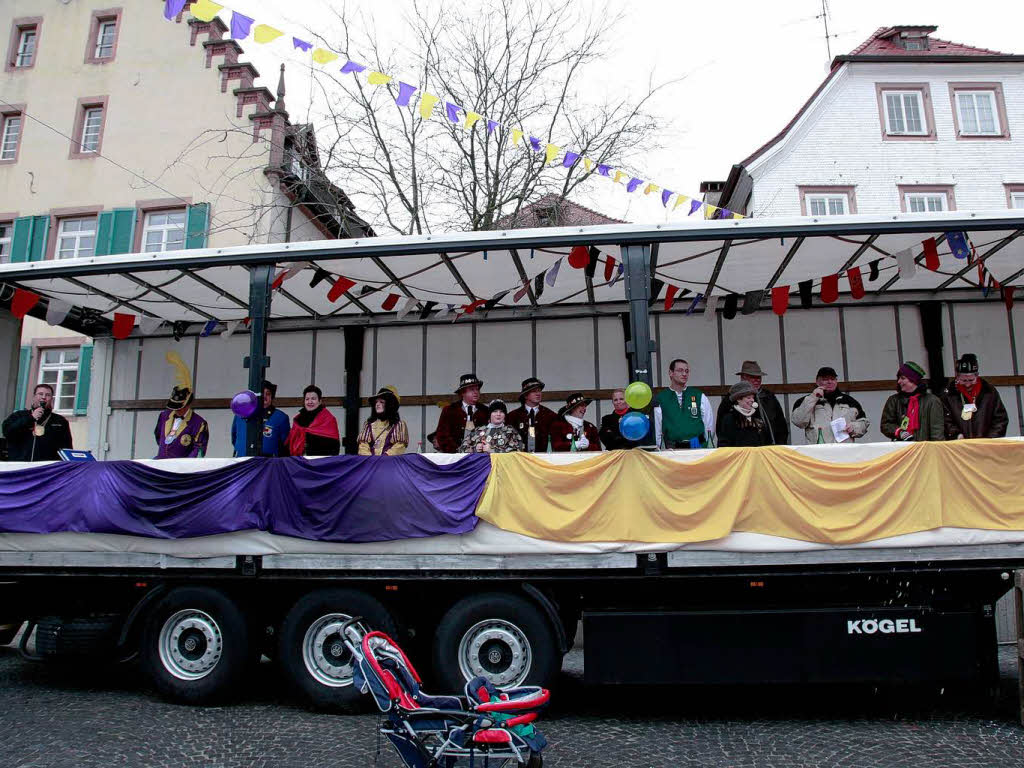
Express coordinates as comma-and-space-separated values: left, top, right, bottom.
475, 441, 1024, 544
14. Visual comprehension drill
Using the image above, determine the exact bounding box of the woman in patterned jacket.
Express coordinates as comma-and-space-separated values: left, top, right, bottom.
459, 400, 524, 453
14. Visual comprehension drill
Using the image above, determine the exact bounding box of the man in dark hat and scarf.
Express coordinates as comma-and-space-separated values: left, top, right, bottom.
940, 353, 1008, 439
506, 376, 559, 452
154, 351, 209, 459
434, 373, 489, 453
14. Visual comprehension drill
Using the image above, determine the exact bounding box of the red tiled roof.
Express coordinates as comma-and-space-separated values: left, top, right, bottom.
846, 26, 1009, 58
494, 194, 625, 229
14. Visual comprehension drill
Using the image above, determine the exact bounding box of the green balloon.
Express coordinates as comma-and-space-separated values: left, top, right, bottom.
624, 381, 652, 409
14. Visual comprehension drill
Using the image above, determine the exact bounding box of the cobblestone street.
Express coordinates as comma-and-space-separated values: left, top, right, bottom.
2, 638, 1023, 768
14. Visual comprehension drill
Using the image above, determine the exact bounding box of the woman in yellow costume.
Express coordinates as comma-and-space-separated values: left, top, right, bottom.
357, 386, 409, 456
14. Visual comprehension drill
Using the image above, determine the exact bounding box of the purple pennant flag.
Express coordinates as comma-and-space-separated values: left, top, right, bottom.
562, 151, 580, 168
293, 37, 313, 52
685, 292, 703, 316
719, 208, 732, 219
611, 262, 624, 286
395, 82, 417, 107
340, 60, 367, 74
529, 136, 542, 152
597, 164, 611, 177
199, 320, 218, 337
661, 190, 673, 207
545, 257, 563, 287
230, 12, 254, 39
486, 119, 500, 134
946, 231, 971, 259
688, 199, 702, 216
626, 178, 643, 193
164, 0, 187, 19
445, 102, 463, 124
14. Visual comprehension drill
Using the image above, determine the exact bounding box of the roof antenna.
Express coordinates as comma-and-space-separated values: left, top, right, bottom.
818, 0, 833, 65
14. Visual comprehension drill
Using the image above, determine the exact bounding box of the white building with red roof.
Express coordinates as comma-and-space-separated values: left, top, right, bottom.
703, 26, 1024, 218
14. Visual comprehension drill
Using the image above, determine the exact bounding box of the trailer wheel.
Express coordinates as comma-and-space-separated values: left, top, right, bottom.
278, 588, 397, 712
141, 587, 249, 705
433, 593, 558, 694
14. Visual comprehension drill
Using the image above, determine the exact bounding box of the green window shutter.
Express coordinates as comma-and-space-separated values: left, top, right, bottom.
185, 203, 210, 249
95, 208, 137, 256
28, 215, 49, 261
15, 346, 31, 410
75, 344, 93, 415
10, 216, 48, 262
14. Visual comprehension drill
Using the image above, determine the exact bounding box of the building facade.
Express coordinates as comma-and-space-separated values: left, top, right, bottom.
704, 26, 1024, 218
0, 0, 367, 447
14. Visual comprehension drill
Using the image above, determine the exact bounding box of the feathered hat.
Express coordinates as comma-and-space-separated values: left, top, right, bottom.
165, 351, 194, 410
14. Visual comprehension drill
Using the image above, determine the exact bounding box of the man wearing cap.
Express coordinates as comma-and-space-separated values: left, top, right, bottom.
717, 361, 789, 445
791, 367, 869, 444
506, 377, 559, 452
654, 359, 714, 449
940, 354, 1008, 440
154, 378, 209, 459
550, 393, 601, 452
231, 380, 291, 457
434, 373, 489, 453
880, 361, 944, 442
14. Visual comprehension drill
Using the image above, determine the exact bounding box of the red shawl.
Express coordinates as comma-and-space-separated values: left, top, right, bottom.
287, 407, 340, 456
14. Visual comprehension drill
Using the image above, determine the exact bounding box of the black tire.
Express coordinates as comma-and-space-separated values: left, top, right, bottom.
432, 592, 558, 695
140, 587, 250, 705
35, 615, 121, 658
278, 588, 397, 712
526, 752, 544, 768
0, 622, 21, 647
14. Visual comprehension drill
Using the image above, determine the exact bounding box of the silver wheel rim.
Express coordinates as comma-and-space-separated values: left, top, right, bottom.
457, 619, 532, 687
157, 609, 223, 681
302, 613, 354, 688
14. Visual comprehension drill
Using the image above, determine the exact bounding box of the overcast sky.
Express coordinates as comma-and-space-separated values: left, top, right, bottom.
227, 0, 1024, 226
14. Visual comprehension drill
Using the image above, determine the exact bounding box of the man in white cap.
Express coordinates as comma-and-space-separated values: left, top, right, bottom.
716, 360, 789, 445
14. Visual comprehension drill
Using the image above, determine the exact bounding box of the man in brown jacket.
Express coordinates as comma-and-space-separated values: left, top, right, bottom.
434, 373, 489, 453
940, 354, 1008, 440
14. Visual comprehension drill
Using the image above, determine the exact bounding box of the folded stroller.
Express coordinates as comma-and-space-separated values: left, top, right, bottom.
341, 618, 549, 768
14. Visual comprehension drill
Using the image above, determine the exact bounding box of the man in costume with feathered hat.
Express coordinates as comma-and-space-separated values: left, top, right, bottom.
154, 351, 209, 459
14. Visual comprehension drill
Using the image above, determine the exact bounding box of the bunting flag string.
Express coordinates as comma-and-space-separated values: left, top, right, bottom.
112, 313, 136, 340
45, 298, 72, 326
10, 288, 40, 319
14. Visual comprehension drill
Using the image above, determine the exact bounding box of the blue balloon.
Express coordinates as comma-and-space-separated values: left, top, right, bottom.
618, 411, 650, 442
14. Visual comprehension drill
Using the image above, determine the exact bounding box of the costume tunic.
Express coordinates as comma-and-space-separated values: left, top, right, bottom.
505, 404, 558, 452
459, 423, 525, 453
155, 409, 209, 459
357, 419, 409, 456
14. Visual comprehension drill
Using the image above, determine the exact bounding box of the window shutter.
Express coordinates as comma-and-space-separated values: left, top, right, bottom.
10, 215, 49, 262
75, 344, 93, 415
15, 346, 31, 410
95, 208, 137, 255
185, 203, 210, 249
28, 215, 49, 261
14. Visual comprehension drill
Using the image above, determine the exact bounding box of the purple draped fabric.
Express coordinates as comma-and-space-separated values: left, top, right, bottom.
0, 455, 490, 543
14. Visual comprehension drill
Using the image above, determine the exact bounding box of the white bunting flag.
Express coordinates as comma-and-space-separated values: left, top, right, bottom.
220, 320, 242, 339
138, 315, 164, 335
895, 248, 916, 279
45, 298, 72, 326
396, 296, 418, 321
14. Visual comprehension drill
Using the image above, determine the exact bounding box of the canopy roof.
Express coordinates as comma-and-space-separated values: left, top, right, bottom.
1, 211, 1022, 332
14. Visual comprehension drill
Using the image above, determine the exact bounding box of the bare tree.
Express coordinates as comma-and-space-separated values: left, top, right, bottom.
306, 0, 671, 234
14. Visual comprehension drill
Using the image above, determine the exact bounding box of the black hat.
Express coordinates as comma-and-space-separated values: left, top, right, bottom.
956, 353, 979, 374
262, 380, 277, 397
518, 377, 545, 403
487, 399, 508, 414
455, 373, 484, 393
166, 386, 193, 410
815, 366, 838, 379
370, 385, 401, 407
558, 392, 592, 417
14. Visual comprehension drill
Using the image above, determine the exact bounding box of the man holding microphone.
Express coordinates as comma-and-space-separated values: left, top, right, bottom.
2, 384, 73, 461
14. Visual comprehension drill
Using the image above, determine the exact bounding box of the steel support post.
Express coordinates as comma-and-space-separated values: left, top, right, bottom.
244, 265, 273, 457
621, 244, 655, 387
1015, 570, 1024, 726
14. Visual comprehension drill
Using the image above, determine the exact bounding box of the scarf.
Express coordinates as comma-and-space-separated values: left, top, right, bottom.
906, 394, 921, 432
733, 401, 758, 418
956, 379, 982, 403
613, 404, 630, 416
565, 415, 584, 430
288, 406, 339, 455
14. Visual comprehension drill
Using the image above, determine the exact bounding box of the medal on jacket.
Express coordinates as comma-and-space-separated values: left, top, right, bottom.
689, 396, 698, 418
33, 423, 45, 437
962, 402, 976, 421
527, 425, 536, 452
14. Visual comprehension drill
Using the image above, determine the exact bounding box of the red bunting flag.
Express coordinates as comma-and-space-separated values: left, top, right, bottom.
664, 284, 679, 312
112, 312, 135, 339
10, 288, 40, 319
513, 280, 530, 303
381, 293, 400, 311
1004, 286, 1016, 310
922, 238, 940, 271
462, 299, 488, 314
271, 271, 287, 291
820, 274, 839, 304
326, 275, 357, 303
771, 285, 790, 316
568, 245, 590, 269
847, 266, 865, 299
604, 255, 616, 283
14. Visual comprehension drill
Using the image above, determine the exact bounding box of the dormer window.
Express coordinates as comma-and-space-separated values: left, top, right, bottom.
903, 38, 927, 51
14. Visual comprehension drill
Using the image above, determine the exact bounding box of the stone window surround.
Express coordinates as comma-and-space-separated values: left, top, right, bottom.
5, 16, 41, 73
69, 95, 109, 160
1006, 184, 1024, 209
84, 7, 123, 65
133, 197, 192, 253
0, 102, 26, 165
948, 81, 1010, 140
45, 205, 103, 260
875, 82, 937, 141
897, 184, 957, 213
798, 185, 858, 216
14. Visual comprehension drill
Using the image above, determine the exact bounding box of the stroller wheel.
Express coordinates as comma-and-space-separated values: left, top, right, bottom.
279, 588, 397, 711
525, 752, 544, 768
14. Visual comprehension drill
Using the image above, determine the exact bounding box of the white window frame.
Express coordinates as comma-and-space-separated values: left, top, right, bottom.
1011, 192, 1024, 210
94, 20, 116, 59
955, 90, 1000, 136
904, 193, 948, 213
142, 210, 187, 252
15, 28, 36, 68
0, 113, 20, 160
0, 221, 11, 263
80, 107, 103, 153
882, 90, 927, 136
38, 347, 80, 414
805, 194, 849, 217
57, 216, 98, 260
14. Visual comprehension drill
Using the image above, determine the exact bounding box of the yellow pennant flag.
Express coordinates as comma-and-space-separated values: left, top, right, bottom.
673, 194, 690, 210
704, 204, 718, 219
644, 183, 660, 195
511, 129, 524, 146
545, 143, 560, 164
583, 158, 593, 172
253, 24, 283, 44
367, 71, 392, 86
732, 212, 744, 219
419, 92, 438, 120
464, 112, 483, 130
612, 170, 627, 185
189, 0, 223, 22
312, 48, 339, 65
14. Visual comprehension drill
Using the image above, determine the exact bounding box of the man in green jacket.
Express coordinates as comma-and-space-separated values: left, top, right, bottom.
880, 361, 945, 442
653, 359, 715, 448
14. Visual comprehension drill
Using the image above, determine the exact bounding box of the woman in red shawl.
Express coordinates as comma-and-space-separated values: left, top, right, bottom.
287, 385, 341, 456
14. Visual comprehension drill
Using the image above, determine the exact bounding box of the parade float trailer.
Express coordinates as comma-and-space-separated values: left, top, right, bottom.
1, 211, 1024, 719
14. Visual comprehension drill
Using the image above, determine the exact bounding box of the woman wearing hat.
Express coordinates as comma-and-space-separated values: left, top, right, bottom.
459, 400, 524, 453
716, 381, 770, 447
880, 361, 944, 442
358, 386, 409, 456
550, 393, 601, 452
433, 373, 489, 453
